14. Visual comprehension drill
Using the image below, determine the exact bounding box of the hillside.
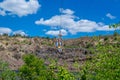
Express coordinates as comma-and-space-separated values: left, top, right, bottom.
0, 35, 120, 71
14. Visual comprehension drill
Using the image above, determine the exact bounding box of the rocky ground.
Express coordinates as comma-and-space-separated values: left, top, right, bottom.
0, 35, 119, 71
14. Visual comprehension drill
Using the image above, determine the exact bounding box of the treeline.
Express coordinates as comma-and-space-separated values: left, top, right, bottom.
0, 33, 54, 40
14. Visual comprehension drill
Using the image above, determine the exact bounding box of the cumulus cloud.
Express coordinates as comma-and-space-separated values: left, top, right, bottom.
35, 8, 115, 35
0, 27, 28, 36
0, 0, 41, 17
59, 8, 74, 15
106, 13, 116, 19
46, 29, 67, 36
13, 30, 27, 36
97, 22, 114, 31
0, 27, 12, 35
0, 9, 6, 16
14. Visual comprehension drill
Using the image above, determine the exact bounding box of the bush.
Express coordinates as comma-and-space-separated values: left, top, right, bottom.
104, 37, 108, 41
19, 54, 75, 80
0, 60, 17, 80
19, 54, 48, 80
113, 31, 119, 36
81, 43, 120, 80
13, 53, 21, 60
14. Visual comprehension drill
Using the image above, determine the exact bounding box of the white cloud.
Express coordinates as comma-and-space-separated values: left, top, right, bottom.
97, 25, 114, 31
0, 0, 41, 17
0, 27, 28, 36
0, 27, 12, 35
13, 30, 27, 36
59, 8, 74, 15
46, 29, 67, 36
35, 8, 115, 35
106, 13, 116, 19
0, 9, 6, 16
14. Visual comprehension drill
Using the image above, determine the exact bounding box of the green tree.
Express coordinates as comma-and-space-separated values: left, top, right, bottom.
109, 22, 120, 33
19, 54, 75, 80
81, 43, 120, 80
109, 22, 120, 29
57, 66, 75, 80
19, 54, 48, 80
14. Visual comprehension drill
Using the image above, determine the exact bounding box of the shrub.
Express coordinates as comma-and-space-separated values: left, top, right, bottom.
13, 53, 21, 60
104, 37, 108, 41
81, 43, 120, 80
19, 54, 75, 80
19, 54, 48, 80
0, 60, 17, 80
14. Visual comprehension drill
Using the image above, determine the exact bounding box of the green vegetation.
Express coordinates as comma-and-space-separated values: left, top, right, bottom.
0, 60, 17, 80
109, 22, 120, 36
109, 22, 120, 31
0, 35, 120, 80
19, 54, 75, 80
81, 41, 120, 80
19, 54, 49, 80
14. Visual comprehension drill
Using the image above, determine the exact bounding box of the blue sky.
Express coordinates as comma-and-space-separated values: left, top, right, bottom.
0, 0, 120, 39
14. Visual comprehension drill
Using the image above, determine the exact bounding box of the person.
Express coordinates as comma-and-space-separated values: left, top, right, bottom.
58, 47, 62, 53
58, 38, 62, 46
55, 39, 58, 48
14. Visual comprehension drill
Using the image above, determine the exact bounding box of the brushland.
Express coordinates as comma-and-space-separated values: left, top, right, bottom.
0, 33, 120, 80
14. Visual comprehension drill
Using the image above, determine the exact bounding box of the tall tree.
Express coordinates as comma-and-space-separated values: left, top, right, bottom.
109, 22, 120, 31
109, 22, 120, 36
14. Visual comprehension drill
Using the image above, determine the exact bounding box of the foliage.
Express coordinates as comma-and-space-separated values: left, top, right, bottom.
13, 53, 21, 60
2, 33, 9, 36
12, 34, 27, 38
109, 22, 120, 35
109, 22, 120, 30
1, 35, 120, 80
81, 43, 120, 80
57, 66, 75, 80
104, 36, 108, 41
0, 60, 17, 80
113, 31, 119, 36
19, 54, 75, 80
19, 54, 48, 80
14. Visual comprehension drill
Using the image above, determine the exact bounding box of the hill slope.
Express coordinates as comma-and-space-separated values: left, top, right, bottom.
0, 35, 120, 71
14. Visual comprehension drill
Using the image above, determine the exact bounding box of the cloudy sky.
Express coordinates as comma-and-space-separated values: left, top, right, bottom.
0, 0, 120, 38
